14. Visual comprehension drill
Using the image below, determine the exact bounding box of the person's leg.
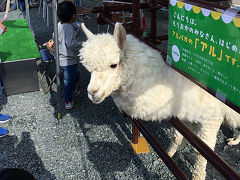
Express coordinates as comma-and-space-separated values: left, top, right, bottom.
73, 64, 80, 95
76, 65, 80, 83
61, 65, 79, 108
18, 0, 25, 11
0, 81, 2, 99
61, 66, 73, 104
0, 127, 8, 137
0, 81, 11, 123
29, 0, 38, 7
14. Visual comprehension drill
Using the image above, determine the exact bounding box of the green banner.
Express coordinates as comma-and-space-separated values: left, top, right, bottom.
168, 0, 240, 108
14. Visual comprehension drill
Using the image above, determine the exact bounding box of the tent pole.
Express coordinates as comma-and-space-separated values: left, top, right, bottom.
25, 0, 31, 27
52, 0, 62, 120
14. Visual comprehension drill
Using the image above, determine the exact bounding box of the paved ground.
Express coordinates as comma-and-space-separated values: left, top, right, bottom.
0, 1, 239, 179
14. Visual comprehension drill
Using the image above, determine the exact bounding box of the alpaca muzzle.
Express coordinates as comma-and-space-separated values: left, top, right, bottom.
88, 92, 103, 104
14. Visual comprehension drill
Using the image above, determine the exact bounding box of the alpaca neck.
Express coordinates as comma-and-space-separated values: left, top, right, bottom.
117, 38, 142, 92
118, 35, 168, 91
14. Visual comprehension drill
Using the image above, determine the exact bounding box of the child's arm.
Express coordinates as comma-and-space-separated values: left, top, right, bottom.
65, 30, 82, 50
71, 39, 82, 49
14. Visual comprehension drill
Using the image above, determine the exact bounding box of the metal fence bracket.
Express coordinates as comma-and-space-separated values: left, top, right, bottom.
130, 137, 150, 154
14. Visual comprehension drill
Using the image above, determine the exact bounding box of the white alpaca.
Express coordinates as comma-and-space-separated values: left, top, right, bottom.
80, 23, 240, 180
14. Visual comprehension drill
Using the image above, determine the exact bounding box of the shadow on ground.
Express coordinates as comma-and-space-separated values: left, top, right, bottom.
0, 132, 56, 180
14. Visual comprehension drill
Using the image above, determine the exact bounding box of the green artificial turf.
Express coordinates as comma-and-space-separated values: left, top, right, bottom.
0, 19, 40, 62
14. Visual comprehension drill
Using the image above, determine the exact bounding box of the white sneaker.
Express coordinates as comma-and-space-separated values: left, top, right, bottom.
65, 101, 74, 110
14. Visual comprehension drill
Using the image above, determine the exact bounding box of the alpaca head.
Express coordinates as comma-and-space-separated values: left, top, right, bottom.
80, 23, 126, 104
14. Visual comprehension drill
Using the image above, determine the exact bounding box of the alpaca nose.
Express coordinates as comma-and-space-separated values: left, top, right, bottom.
88, 88, 99, 96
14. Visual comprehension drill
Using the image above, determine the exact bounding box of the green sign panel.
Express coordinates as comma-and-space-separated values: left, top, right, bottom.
168, 0, 240, 108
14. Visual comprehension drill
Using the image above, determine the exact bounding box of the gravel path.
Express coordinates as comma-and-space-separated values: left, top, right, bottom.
0, 1, 239, 179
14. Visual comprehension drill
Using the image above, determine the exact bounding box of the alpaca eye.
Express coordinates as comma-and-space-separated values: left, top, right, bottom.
110, 64, 118, 69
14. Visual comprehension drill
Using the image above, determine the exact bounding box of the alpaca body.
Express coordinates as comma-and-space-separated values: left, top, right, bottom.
80, 23, 240, 180
112, 35, 240, 125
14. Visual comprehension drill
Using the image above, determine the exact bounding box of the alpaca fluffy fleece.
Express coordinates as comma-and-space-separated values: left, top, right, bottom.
80, 23, 240, 180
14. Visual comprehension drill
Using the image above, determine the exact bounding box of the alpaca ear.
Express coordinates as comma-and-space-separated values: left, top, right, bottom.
81, 23, 94, 39
114, 23, 126, 50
